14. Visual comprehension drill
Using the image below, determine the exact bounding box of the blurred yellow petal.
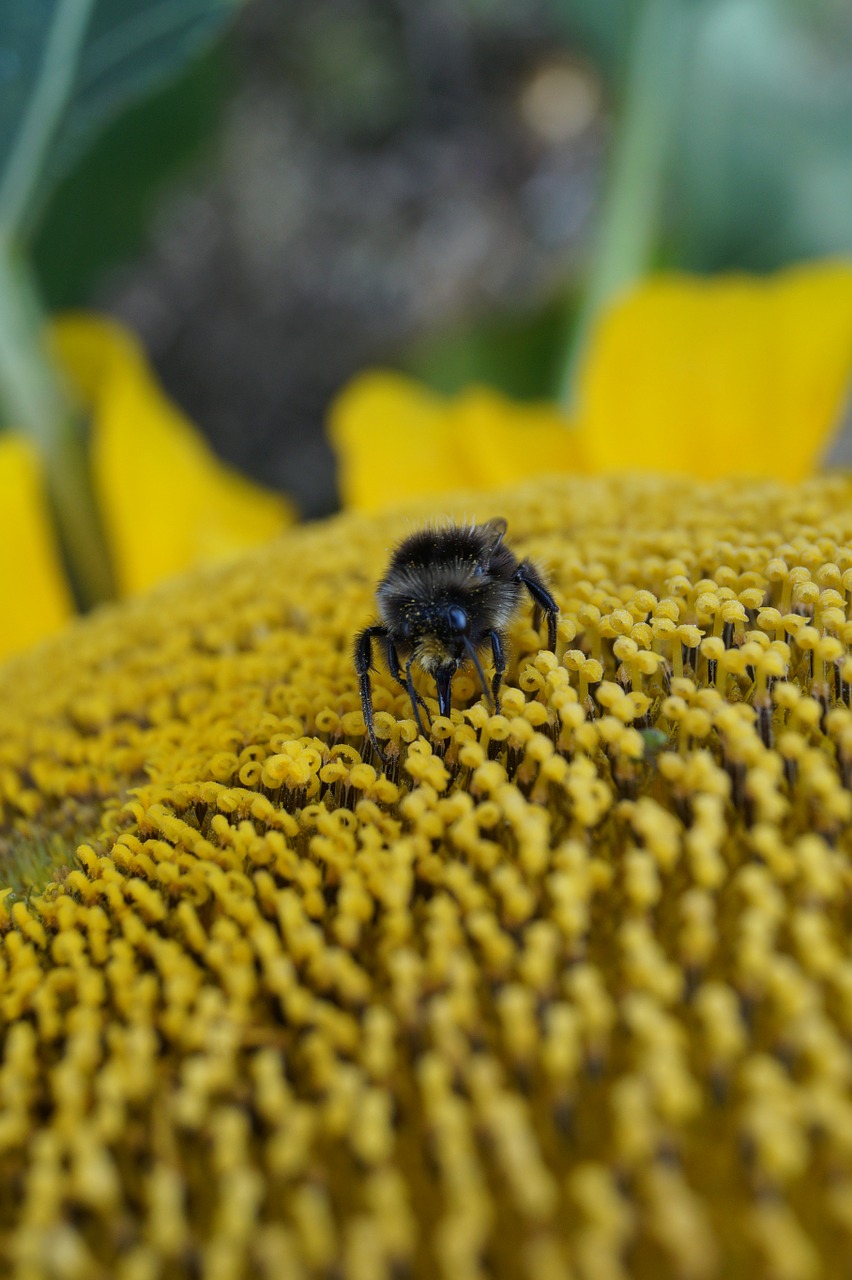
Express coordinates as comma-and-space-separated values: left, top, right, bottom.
52, 315, 294, 597
0, 435, 73, 661
330, 370, 584, 510
576, 260, 852, 480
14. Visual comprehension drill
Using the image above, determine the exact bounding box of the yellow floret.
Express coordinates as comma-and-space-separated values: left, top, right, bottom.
3, 472, 852, 1277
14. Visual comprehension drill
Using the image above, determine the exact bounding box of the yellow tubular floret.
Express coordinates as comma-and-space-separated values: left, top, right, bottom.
3, 473, 852, 1278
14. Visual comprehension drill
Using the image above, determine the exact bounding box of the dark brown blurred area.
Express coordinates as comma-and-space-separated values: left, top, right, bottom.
96, 0, 603, 517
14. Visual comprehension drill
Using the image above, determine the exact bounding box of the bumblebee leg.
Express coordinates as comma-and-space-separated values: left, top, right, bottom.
387, 637, 429, 716
385, 636, 403, 685
354, 625, 388, 760
405, 655, 429, 737
516, 559, 559, 652
489, 630, 506, 714
462, 637, 492, 707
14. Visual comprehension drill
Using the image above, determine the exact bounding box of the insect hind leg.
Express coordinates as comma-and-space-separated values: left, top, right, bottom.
516, 559, 559, 652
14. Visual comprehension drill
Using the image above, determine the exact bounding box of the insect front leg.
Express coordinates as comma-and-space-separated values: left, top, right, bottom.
404, 655, 430, 737
516, 560, 559, 652
386, 636, 429, 718
489, 630, 507, 714
385, 636, 404, 686
354, 624, 388, 760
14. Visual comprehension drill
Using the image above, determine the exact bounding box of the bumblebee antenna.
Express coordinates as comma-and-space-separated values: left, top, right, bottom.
463, 636, 493, 708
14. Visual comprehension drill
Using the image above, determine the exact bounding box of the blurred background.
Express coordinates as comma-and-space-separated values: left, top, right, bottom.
9, 0, 852, 517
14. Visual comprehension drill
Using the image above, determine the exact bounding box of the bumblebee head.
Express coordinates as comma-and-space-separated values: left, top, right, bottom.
396, 599, 465, 671
402, 600, 490, 718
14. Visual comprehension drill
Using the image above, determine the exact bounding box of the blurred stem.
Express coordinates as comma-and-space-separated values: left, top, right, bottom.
0, 237, 114, 608
0, 0, 96, 237
556, 0, 697, 406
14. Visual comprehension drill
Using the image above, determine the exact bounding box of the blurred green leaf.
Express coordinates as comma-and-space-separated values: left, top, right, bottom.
671, 0, 852, 268
554, 0, 852, 270
33, 45, 227, 308
0, 0, 240, 240
405, 297, 573, 400
549, 0, 630, 77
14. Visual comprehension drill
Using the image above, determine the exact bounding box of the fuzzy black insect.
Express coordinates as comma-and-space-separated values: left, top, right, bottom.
354, 518, 558, 759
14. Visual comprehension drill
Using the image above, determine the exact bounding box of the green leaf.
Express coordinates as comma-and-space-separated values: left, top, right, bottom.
0, 0, 241, 241
550, 0, 852, 271
33, 45, 227, 308
404, 297, 574, 401
671, 0, 852, 269
547, 0, 630, 78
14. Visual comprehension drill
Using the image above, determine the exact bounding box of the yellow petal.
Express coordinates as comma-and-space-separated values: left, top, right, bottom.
330, 370, 584, 510
51, 315, 294, 597
576, 260, 852, 480
0, 434, 74, 661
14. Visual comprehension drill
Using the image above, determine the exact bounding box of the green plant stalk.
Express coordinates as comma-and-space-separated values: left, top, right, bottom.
0, 0, 98, 236
0, 238, 114, 608
556, 0, 698, 407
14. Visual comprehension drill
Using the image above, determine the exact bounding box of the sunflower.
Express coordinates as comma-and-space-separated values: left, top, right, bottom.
2, 466, 852, 1279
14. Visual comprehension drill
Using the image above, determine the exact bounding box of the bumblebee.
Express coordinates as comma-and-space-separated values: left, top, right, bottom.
354, 518, 558, 758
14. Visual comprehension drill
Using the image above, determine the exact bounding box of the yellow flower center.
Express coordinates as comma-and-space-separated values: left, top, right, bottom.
1, 473, 852, 1278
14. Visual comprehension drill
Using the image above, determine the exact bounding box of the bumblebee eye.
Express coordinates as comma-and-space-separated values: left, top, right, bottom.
472, 564, 486, 577
448, 606, 468, 633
